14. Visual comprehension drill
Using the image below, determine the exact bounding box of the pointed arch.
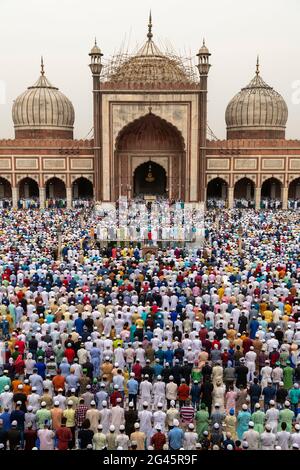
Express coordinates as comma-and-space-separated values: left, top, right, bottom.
261, 177, 282, 200
46, 177, 66, 199
72, 177, 94, 199
114, 112, 186, 200
18, 177, 39, 198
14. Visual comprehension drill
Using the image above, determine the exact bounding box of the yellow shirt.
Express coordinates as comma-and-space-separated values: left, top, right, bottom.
218, 287, 224, 300
63, 408, 75, 427
284, 304, 292, 315
263, 310, 273, 323
135, 318, 144, 329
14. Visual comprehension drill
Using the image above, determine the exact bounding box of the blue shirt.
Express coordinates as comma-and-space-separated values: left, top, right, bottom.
74, 317, 85, 335
127, 378, 139, 395
168, 427, 184, 450
0, 411, 11, 431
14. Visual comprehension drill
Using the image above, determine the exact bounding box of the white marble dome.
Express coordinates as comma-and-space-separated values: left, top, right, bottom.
12, 64, 74, 137
225, 65, 288, 139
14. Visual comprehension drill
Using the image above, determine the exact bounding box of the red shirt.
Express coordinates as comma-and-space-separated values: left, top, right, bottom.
110, 391, 122, 407
56, 426, 72, 450
64, 348, 75, 364
151, 432, 167, 450
178, 384, 190, 401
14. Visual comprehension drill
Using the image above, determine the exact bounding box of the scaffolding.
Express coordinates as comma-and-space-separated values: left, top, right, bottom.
100, 37, 199, 89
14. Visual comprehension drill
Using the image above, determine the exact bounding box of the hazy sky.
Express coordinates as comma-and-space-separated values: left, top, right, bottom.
1, 0, 300, 140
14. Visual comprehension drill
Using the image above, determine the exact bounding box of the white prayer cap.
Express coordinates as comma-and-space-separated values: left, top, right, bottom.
134, 422, 140, 429
188, 423, 194, 430
41, 401, 47, 407
97, 424, 103, 430
102, 400, 107, 407
269, 400, 275, 406
213, 423, 220, 429
170, 400, 175, 406
71, 388, 76, 393
173, 419, 179, 427
109, 425, 115, 432
249, 421, 254, 428
11, 421, 18, 427
129, 402, 134, 408
155, 424, 162, 431
292, 443, 299, 449
67, 400, 73, 406
215, 403, 220, 408
91, 400, 96, 406
295, 424, 300, 431
54, 401, 60, 406
143, 401, 148, 407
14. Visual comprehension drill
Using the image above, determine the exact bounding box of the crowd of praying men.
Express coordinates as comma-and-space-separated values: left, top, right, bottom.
0, 206, 299, 450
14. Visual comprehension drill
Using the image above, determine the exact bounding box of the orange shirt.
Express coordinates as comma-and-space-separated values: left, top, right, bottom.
52, 375, 65, 392
12, 379, 22, 394
23, 384, 31, 396
51, 408, 63, 430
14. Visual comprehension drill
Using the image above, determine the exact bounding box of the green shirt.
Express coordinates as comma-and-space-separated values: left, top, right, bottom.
251, 410, 265, 434
289, 388, 300, 404
0, 376, 11, 393
283, 367, 294, 390
278, 408, 294, 432
36, 409, 51, 429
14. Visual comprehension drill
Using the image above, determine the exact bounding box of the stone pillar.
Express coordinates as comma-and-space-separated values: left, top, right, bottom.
12, 187, 18, 208
282, 187, 288, 210
255, 187, 261, 210
39, 187, 46, 209
228, 187, 234, 208
66, 187, 72, 209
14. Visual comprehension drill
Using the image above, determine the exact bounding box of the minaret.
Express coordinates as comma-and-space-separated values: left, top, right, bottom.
197, 40, 211, 203
89, 39, 103, 202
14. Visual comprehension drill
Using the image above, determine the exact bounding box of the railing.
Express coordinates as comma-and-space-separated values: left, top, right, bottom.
234, 199, 255, 208
18, 198, 40, 209
0, 199, 12, 209
45, 199, 67, 208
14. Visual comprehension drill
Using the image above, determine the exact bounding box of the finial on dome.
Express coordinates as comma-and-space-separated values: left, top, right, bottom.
203, 38, 206, 46
41, 56, 45, 76
256, 55, 260, 76
147, 10, 153, 40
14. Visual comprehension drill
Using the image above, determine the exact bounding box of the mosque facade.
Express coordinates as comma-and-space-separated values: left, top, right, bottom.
1, 16, 300, 209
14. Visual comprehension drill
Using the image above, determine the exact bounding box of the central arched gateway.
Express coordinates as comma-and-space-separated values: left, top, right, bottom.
114, 112, 186, 200
133, 161, 167, 197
